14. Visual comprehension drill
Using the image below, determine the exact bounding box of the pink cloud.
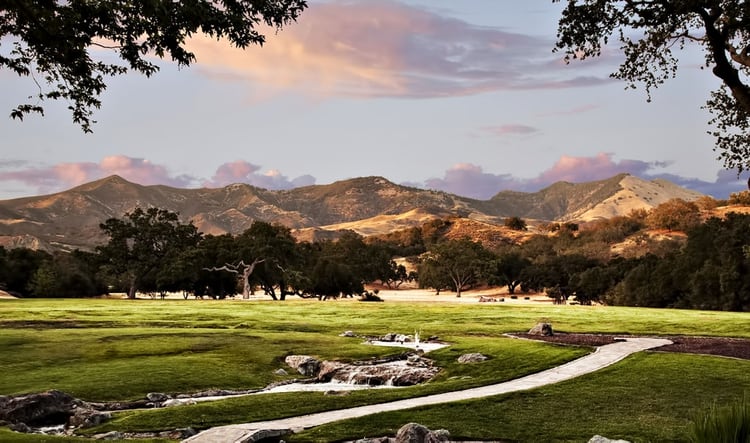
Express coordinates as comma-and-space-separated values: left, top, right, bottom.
203, 160, 315, 189
424, 163, 524, 200
186, 1, 614, 99
422, 154, 674, 199
0, 156, 197, 195
0, 157, 315, 197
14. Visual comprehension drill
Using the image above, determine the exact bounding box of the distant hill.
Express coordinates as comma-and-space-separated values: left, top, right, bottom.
0, 173, 704, 251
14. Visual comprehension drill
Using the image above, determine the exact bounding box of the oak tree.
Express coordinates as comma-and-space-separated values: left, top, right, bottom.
97, 207, 201, 298
2, 0, 307, 131
555, 1, 750, 171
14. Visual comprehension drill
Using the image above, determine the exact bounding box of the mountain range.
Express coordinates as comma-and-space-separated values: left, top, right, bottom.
0, 173, 703, 251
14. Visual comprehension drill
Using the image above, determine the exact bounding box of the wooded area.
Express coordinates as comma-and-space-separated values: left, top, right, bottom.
1, 195, 750, 311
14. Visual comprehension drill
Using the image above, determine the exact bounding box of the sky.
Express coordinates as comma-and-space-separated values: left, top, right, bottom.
1, 0, 748, 201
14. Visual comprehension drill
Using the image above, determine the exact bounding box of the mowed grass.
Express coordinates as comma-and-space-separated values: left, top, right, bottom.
1, 296, 748, 442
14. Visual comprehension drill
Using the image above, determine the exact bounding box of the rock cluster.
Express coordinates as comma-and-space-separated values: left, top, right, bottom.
284, 355, 321, 376
285, 353, 440, 386
353, 422, 450, 443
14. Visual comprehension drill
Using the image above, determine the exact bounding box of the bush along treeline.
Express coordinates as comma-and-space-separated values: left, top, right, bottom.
1, 197, 750, 311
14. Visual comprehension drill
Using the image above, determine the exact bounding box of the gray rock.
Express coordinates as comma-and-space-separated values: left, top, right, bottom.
146, 392, 169, 403
340, 330, 357, 337
457, 353, 489, 363
589, 436, 631, 443
394, 334, 412, 343
163, 398, 196, 407
8, 422, 31, 433
284, 355, 321, 376
394, 423, 450, 443
354, 438, 390, 443
528, 322, 554, 336
318, 359, 439, 386
94, 431, 124, 440
69, 407, 111, 428
395, 423, 429, 443
274, 368, 289, 376
381, 333, 397, 342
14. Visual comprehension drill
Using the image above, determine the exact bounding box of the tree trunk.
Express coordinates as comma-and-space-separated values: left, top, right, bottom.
508, 282, 517, 295
128, 276, 137, 299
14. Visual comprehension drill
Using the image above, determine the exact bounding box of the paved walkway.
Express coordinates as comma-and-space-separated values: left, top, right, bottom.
183, 337, 672, 443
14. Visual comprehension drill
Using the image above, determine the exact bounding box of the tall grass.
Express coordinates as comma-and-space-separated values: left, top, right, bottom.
689, 395, 750, 443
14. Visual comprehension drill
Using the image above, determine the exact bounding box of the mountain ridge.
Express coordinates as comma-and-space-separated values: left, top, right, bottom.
0, 173, 704, 251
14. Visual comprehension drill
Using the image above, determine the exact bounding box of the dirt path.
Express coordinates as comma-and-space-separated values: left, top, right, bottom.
183, 337, 671, 443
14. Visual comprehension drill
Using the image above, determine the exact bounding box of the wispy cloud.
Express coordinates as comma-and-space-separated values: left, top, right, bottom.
186, 0, 616, 99
482, 124, 540, 136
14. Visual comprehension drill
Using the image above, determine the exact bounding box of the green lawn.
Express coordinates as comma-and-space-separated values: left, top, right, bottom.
0, 297, 748, 442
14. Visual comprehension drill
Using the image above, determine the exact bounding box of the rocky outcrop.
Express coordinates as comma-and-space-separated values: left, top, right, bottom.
284, 355, 321, 376
528, 322, 553, 336
317, 355, 439, 386
380, 333, 414, 343
457, 353, 489, 363
0, 390, 83, 426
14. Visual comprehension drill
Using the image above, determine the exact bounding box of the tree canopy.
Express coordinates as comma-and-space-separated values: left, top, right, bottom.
1, 0, 307, 131
554, 0, 750, 172
97, 207, 201, 298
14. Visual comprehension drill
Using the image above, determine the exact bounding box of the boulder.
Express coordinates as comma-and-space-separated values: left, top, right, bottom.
589, 436, 631, 443
457, 353, 489, 363
395, 423, 450, 443
274, 368, 288, 376
284, 355, 321, 376
381, 333, 397, 342
0, 390, 83, 426
68, 407, 111, 428
146, 392, 169, 403
394, 334, 412, 343
528, 322, 553, 336
340, 330, 357, 337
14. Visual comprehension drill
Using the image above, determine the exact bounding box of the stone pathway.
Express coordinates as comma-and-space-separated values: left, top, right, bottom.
183, 337, 671, 443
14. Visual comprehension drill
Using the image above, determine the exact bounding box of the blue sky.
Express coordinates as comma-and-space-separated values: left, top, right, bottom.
1, 0, 746, 200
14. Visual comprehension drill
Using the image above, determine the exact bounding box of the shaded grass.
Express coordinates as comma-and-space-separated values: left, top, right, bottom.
294, 353, 750, 442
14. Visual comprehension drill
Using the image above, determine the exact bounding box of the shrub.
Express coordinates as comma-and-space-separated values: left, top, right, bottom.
729, 190, 750, 206
504, 216, 528, 231
688, 396, 750, 443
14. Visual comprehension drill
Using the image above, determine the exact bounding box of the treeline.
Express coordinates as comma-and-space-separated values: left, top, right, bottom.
413, 196, 750, 311
1, 196, 750, 311
0, 207, 415, 300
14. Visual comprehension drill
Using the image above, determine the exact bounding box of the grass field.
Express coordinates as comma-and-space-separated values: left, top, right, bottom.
1, 295, 748, 442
